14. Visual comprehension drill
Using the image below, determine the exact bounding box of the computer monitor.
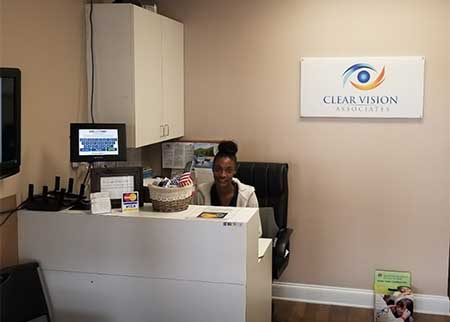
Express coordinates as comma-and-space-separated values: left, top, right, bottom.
70, 123, 126, 163
0, 68, 21, 179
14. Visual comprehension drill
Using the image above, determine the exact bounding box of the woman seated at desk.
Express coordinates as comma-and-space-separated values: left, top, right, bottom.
194, 141, 262, 236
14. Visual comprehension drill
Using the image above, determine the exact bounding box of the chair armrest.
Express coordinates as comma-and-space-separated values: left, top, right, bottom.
274, 228, 293, 258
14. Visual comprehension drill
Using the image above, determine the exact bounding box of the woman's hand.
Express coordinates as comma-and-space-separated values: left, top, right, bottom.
400, 309, 411, 321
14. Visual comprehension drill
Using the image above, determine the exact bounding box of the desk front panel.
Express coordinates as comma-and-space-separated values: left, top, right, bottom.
43, 269, 246, 322
19, 207, 258, 284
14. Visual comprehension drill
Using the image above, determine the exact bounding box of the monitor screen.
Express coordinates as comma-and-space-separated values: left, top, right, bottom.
78, 128, 119, 156
0, 68, 21, 179
70, 123, 126, 162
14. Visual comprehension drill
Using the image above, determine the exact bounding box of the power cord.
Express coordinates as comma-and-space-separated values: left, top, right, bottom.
0, 200, 29, 228
0, 208, 17, 215
82, 162, 93, 186
89, 0, 96, 124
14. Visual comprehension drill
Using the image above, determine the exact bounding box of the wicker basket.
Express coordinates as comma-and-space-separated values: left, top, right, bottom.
149, 184, 194, 212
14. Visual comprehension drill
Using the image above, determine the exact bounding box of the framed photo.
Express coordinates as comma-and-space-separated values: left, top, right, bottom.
90, 167, 143, 208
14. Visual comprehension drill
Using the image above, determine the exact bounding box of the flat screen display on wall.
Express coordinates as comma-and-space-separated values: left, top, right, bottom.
0, 68, 21, 180
70, 123, 127, 163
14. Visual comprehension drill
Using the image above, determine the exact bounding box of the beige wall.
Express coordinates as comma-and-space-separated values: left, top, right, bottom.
158, 0, 450, 295
0, 0, 87, 201
0, 195, 17, 267
0, 0, 87, 265
0, 0, 448, 296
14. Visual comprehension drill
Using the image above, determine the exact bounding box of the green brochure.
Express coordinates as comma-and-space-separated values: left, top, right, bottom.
374, 270, 411, 295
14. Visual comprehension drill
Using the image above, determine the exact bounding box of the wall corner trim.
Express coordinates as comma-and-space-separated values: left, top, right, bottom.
273, 282, 450, 316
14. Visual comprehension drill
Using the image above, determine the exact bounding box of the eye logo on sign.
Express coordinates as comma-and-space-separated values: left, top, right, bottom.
342, 63, 385, 90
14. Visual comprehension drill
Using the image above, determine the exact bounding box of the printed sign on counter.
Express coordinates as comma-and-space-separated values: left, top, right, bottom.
121, 192, 139, 212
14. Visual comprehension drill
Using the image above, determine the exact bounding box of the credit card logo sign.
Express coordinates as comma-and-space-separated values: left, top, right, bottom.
342, 63, 385, 90
122, 192, 139, 212
123, 193, 137, 202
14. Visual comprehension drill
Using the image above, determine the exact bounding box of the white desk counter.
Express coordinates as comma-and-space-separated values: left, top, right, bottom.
18, 205, 271, 322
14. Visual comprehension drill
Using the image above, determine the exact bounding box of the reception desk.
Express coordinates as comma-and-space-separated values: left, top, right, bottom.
18, 205, 271, 322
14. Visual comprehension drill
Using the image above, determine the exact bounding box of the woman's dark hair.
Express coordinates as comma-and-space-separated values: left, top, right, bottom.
400, 298, 414, 314
213, 141, 238, 166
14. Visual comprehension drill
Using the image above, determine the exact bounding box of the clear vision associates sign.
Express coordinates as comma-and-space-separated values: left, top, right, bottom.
300, 56, 424, 118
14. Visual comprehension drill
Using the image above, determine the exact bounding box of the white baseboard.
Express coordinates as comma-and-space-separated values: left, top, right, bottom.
273, 282, 450, 316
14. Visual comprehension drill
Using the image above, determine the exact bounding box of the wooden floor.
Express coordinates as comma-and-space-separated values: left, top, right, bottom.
273, 299, 450, 322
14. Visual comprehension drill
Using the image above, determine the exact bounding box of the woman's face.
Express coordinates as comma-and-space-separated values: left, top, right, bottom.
396, 304, 406, 315
213, 157, 236, 188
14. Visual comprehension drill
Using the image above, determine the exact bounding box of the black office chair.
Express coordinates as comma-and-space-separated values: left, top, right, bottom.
236, 162, 293, 279
0, 262, 51, 322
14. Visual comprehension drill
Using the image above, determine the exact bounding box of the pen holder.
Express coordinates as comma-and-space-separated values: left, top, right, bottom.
149, 184, 194, 212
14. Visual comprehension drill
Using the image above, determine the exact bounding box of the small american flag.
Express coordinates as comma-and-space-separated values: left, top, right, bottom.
177, 172, 193, 187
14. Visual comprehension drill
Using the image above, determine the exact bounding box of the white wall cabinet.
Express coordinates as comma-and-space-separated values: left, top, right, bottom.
86, 4, 184, 147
